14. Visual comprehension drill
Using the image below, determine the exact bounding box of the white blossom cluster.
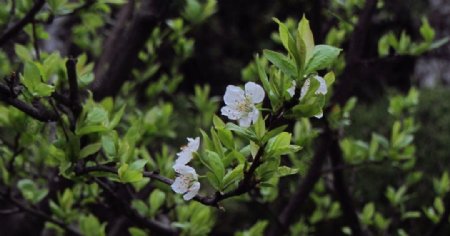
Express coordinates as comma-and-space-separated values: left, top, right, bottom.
170, 137, 201, 200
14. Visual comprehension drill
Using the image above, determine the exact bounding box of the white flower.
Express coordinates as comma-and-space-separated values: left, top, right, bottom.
299, 75, 327, 118
220, 82, 265, 127
174, 137, 200, 166
287, 81, 296, 97
171, 164, 200, 200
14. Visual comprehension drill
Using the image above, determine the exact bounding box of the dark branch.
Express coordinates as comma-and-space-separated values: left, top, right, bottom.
0, 0, 46, 47
66, 57, 81, 127
91, 0, 172, 100
0, 83, 58, 122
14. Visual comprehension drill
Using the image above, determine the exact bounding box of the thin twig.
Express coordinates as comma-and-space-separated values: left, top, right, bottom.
0, 0, 45, 46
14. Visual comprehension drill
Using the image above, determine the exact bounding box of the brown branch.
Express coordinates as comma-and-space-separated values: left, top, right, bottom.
0, 0, 45, 47
0, 83, 58, 122
91, 0, 172, 100
66, 57, 82, 129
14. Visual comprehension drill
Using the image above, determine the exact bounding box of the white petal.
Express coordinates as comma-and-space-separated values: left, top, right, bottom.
171, 176, 189, 194
223, 85, 245, 106
183, 182, 200, 200
249, 107, 259, 124
174, 151, 192, 166
173, 164, 197, 177
186, 137, 200, 152
300, 78, 311, 100
221, 106, 242, 120
314, 111, 323, 119
314, 75, 327, 95
238, 114, 253, 128
245, 82, 265, 104
287, 81, 296, 97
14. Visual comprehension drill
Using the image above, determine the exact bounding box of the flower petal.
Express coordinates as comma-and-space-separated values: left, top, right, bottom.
171, 176, 188, 194
287, 81, 296, 97
186, 137, 200, 152
221, 106, 242, 120
223, 85, 245, 106
314, 75, 327, 95
245, 82, 265, 104
238, 114, 253, 128
173, 164, 197, 177
300, 78, 310, 100
183, 182, 200, 200
314, 111, 323, 119
249, 107, 259, 124
174, 151, 192, 166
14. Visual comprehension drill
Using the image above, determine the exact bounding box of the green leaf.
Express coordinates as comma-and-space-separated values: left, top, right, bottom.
419, 17, 435, 42
149, 190, 166, 217
79, 214, 106, 236
361, 203, 375, 225
292, 95, 325, 118
76, 125, 109, 136
118, 163, 143, 183
79, 143, 101, 159
222, 164, 244, 190
272, 18, 292, 52
263, 49, 297, 77
22, 62, 55, 97
261, 125, 288, 143
108, 105, 126, 129
304, 45, 341, 74
86, 107, 109, 125
298, 15, 315, 62
129, 227, 147, 236
265, 132, 300, 156
276, 166, 298, 177
15, 44, 32, 61
200, 151, 225, 190
226, 123, 258, 142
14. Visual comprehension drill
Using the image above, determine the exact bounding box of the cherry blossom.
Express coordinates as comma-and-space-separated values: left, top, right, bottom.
220, 82, 265, 127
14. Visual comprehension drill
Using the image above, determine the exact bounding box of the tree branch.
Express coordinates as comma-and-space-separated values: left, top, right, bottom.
0, 83, 58, 122
0, 0, 46, 47
66, 56, 81, 129
91, 0, 172, 100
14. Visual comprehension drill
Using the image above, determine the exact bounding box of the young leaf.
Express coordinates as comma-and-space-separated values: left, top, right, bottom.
298, 15, 315, 62
304, 45, 341, 74
263, 49, 297, 77
79, 143, 102, 159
